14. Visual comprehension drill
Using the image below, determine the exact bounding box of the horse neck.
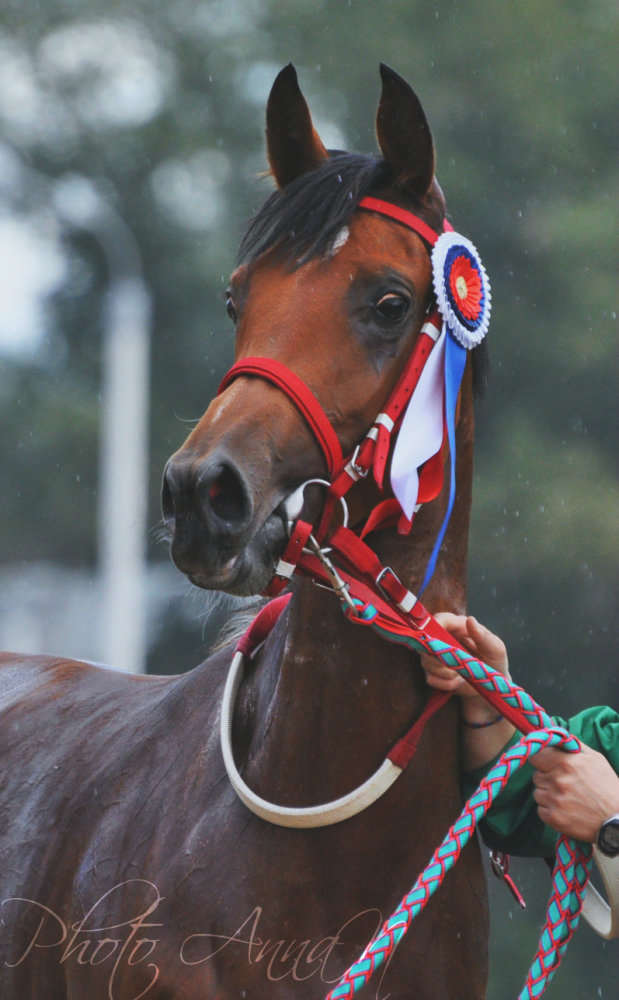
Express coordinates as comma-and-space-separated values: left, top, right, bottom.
237, 367, 475, 805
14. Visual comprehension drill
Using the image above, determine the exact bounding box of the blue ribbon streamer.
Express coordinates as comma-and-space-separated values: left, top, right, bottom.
419, 328, 467, 594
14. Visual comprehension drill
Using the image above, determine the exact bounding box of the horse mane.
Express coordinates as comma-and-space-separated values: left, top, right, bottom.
211, 597, 268, 652
238, 150, 489, 397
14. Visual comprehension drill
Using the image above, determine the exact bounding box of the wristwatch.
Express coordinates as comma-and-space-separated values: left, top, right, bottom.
597, 813, 619, 857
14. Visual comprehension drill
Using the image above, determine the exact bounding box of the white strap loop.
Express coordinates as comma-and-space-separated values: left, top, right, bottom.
375, 412, 395, 432
220, 650, 403, 828
581, 847, 619, 939
397, 590, 417, 614
273, 558, 296, 580
421, 318, 442, 342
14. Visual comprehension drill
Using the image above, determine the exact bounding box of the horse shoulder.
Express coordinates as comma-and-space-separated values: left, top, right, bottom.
0, 645, 232, 882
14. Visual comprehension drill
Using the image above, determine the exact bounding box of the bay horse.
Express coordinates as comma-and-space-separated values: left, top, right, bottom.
0, 65, 491, 998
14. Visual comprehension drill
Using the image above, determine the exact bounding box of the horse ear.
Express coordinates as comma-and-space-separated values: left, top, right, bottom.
376, 63, 435, 197
266, 64, 329, 188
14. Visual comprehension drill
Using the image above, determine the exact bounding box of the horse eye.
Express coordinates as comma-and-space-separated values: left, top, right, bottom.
225, 292, 238, 324
374, 292, 409, 323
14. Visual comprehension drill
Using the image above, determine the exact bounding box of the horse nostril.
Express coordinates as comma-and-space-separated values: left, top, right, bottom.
203, 463, 252, 532
161, 453, 253, 545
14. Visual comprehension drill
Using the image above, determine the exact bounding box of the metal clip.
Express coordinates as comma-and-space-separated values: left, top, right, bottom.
306, 535, 357, 614
490, 851, 526, 909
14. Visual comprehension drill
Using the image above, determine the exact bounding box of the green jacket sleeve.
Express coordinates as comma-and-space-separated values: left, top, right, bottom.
462, 706, 619, 858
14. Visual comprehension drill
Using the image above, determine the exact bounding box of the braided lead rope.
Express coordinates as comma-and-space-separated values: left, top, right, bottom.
525, 836, 591, 994
370, 618, 554, 733
316, 606, 592, 998
325, 728, 593, 1000
392, 630, 554, 732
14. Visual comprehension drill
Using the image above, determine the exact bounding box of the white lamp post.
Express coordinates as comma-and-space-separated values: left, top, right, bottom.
54, 177, 151, 672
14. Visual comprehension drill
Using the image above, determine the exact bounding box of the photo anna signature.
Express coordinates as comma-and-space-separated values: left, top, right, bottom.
1, 879, 391, 999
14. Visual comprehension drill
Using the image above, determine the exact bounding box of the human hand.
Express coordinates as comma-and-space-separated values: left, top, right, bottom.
420, 613, 516, 767
532, 744, 619, 843
419, 612, 510, 699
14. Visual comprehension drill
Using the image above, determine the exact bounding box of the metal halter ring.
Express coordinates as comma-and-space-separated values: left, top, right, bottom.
282, 478, 349, 539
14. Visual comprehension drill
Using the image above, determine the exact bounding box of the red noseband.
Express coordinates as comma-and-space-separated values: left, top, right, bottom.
218, 356, 344, 480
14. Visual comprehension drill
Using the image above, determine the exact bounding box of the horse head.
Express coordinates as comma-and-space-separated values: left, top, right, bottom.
162, 64, 461, 597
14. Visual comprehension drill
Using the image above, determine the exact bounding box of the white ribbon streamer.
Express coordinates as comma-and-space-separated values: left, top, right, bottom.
390, 326, 446, 519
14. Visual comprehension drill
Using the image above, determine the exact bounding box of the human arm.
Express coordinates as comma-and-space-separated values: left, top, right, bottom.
419, 612, 516, 770
532, 743, 619, 844
420, 614, 619, 852
461, 708, 619, 856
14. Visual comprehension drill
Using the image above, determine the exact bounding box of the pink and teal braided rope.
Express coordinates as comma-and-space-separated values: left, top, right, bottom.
325, 610, 592, 1000
326, 727, 592, 1000
374, 621, 555, 734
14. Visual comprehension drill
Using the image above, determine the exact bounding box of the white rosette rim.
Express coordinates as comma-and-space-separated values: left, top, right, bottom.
432, 231, 491, 349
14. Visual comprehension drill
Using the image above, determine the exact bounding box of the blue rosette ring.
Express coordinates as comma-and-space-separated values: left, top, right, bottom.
432, 231, 491, 348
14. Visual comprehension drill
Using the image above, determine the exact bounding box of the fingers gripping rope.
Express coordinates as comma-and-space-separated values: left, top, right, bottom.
325, 728, 593, 1000
405, 630, 555, 733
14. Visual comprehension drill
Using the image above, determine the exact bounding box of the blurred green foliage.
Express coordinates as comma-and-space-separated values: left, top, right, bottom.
0, 2, 616, 992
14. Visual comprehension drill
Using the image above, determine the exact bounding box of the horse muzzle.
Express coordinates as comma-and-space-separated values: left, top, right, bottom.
161, 445, 313, 595
161, 358, 343, 594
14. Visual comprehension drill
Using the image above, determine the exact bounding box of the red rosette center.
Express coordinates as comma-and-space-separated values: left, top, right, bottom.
449, 255, 482, 321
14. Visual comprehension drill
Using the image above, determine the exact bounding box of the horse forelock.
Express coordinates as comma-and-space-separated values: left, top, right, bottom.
236, 149, 488, 398
238, 152, 404, 267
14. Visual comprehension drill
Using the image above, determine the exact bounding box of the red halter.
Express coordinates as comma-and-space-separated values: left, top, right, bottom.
218, 313, 441, 491
358, 196, 445, 246
219, 199, 448, 484
217, 199, 451, 593
218, 356, 343, 480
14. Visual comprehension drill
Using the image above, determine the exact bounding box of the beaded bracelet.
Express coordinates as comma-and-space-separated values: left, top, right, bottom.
462, 713, 504, 729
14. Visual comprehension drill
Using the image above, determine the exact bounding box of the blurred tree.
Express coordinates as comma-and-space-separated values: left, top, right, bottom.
0, 0, 615, 696
0, 0, 616, 994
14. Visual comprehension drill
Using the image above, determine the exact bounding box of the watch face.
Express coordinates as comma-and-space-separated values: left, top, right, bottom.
598, 817, 619, 856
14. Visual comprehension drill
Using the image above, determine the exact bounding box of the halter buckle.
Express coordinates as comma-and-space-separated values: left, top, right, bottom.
345, 443, 370, 481
375, 566, 418, 614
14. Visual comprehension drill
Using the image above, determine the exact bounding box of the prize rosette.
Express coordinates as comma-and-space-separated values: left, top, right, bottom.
432, 231, 491, 348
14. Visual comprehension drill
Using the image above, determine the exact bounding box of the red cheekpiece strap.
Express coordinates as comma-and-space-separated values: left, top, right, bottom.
263, 520, 313, 597
219, 357, 343, 480
372, 327, 438, 488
